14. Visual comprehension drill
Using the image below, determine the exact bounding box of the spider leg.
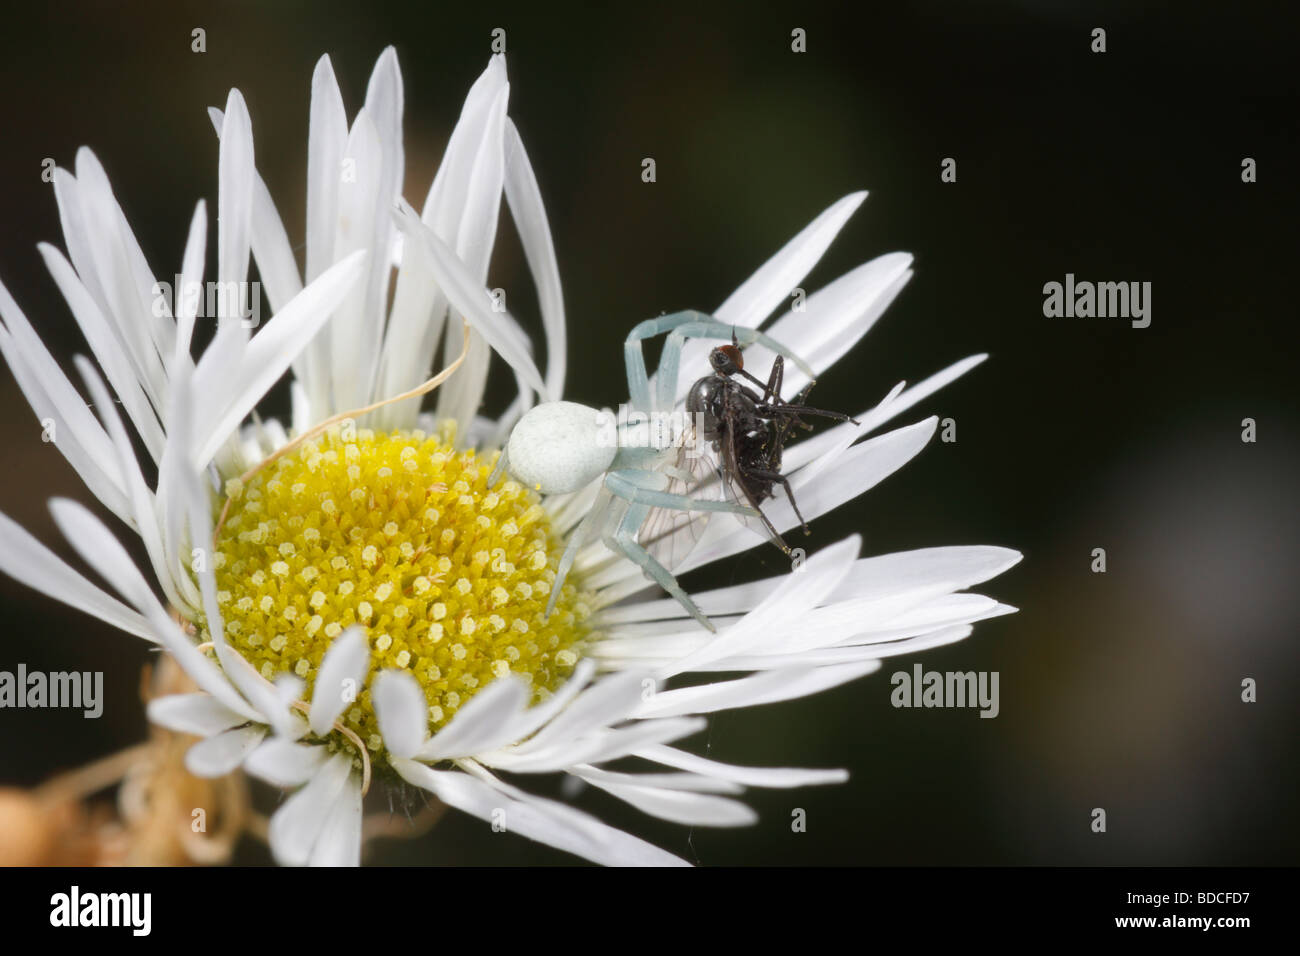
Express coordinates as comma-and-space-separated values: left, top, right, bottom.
604, 498, 716, 632
622, 311, 729, 414
543, 489, 609, 620
624, 311, 818, 408
670, 322, 817, 386
487, 446, 510, 487
623, 329, 655, 415
605, 469, 756, 515
653, 318, 694, 414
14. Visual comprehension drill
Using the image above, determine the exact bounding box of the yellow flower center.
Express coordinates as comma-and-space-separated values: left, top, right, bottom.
207, 424, 594, 758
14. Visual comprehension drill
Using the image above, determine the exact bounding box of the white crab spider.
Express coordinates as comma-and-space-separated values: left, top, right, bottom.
491, 311, 816, 632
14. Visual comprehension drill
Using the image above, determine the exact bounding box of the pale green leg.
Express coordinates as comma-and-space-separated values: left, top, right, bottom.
623, 310, 817, 414
605, 470, 754, 515
544, 491, 607, 620
603, 498, 715, 633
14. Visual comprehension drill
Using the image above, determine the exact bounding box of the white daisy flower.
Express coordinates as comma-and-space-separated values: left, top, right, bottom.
0, 47, 1019, 867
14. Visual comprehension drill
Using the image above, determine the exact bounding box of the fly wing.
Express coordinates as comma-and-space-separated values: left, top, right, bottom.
637, 425, 723, 571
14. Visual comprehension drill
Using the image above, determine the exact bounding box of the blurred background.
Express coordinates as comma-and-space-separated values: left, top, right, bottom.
0, 1, 1295, 864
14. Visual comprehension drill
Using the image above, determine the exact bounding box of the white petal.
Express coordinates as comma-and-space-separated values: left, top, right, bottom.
635, 662, 879, 718
661, 536, 861, 677
308, 773, 363, 867
486, 717, 704, 773
267, 753, 353, 866
510, 670, 647, 754
147, 693, 247, 736
679, 418, 937, 572
207, 108, 304, 316
372, 215, 448, 429
35, 243, 165, 461
68, 151, 169, 409
247, 182, 303, 313
391, 758, 689, 866
213, 642, 305, 739
49, 498, 261, 721
306, 54, 348, 284
636, 745, 849, 788
783, 354, 989, 475
274, 674, 306, 725
503, 119, 566, 398
50, 166, 107, 312
420, 675, 530, 760
664, 192, 868, 399
563, 717, 706, 767
0, 278, 126, 492
599, 543, 1021, 657
0, 326, 130, 524
328, 108, 385, 411
716, 191, 867, 328
301, 54, 349, 416
580, 776, 756, 827
191, 250, 366, 465
570, 765, 742, 794
73, 357, 184, 612
372, 670, 428, 759
829, 545, 1023, 604
0, 509, 153, 642
217, 89, 254, 309
715, 628, 972, 669
394, 202, 547, 399
310, 626, 370, 735
184, 725, 265, 778
491, 658, 596, 745
836, 593, 1003, 641
245, 738, 330, 788
436, 82, 509, 429
756, 253, 914, 397
374, 57, 510, 428
172, 200, 208, 365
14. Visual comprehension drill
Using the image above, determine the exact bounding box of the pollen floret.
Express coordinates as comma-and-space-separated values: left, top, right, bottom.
209, 424, 595, 753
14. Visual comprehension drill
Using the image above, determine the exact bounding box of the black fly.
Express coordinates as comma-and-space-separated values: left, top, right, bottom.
685, 335, 858, 554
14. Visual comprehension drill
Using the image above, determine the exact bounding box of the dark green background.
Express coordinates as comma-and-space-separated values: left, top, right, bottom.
0, 2, 1296, 864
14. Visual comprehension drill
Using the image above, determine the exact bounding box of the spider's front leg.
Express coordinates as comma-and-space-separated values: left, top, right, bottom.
623, 310, 817, 414
602, 487, 716, 634
604, 469, 756, 516
600, 467, 759, 633
543, 488, 608, 621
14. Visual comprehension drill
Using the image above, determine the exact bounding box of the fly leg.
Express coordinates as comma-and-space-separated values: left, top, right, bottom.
722, 421, 793, 555
758, 353, 785, 404
740, 463, 811, 538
